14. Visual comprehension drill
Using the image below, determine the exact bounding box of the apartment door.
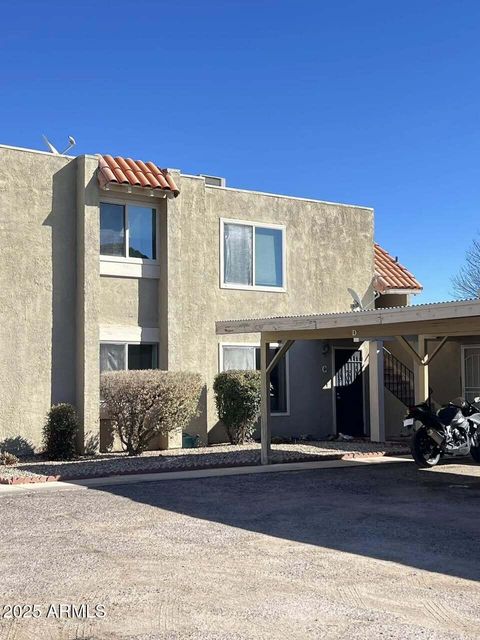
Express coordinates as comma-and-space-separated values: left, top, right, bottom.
334, 348, 365, 437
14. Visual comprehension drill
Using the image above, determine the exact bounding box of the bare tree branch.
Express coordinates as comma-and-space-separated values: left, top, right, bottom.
452, 237, 480, 299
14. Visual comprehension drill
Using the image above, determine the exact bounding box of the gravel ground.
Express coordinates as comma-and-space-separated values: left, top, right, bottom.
0, 459, 479, 639
2, 441, 408, 481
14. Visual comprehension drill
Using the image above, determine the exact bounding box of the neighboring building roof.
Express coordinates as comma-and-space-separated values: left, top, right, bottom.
97, 155, 180, 196
374, 243, 422, 294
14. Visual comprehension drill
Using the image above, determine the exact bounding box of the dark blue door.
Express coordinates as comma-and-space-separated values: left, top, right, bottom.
334, 349, 364, 437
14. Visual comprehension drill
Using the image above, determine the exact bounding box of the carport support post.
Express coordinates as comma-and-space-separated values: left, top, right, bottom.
260, 334, 271, 465
414, 335, 429, 404
369, 340, 385, 442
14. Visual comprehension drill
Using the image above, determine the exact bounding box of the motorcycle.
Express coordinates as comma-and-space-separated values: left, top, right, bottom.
403, 396, 480, 468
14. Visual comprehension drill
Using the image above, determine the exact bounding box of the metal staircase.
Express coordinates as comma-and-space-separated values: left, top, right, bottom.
383, 348, 415, 407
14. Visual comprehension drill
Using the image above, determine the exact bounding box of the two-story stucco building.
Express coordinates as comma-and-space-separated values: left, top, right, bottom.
0, 143, 435, 453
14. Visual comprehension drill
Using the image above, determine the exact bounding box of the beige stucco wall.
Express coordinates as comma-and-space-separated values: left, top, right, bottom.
383, 335, 480, 437
427, 337, 480, 405
166, 177, 374, 442
0, 147, 77, 449
76, 155, 101, 448
99, 278, 159, 327
0, 147, 375, 451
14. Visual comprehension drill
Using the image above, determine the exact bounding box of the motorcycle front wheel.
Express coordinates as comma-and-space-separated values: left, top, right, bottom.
411, 428, 441, 468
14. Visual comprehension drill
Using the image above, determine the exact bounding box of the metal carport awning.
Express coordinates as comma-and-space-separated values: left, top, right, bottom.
216, 299, 480, 464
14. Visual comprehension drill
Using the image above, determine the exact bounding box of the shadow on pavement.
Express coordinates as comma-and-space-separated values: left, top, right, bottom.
91, 458, 480, 582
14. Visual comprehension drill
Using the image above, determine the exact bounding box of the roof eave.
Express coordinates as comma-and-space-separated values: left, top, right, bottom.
377, 287, 423, 296
99, 180, 179, 199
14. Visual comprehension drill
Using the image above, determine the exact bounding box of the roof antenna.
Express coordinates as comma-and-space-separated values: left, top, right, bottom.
42, 134, 76, 155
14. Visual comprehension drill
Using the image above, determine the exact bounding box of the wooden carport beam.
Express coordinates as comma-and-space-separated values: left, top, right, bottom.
261, 338, 295, 465
414, 336, 429, 404
260, 335, 271, 465
395, 336, 425, 366
266, 340, 295, 375
394, 335, 449, 366
423, 336, 449, 366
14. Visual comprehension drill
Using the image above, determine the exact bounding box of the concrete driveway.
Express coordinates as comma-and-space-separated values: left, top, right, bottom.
0, 459, 479, 640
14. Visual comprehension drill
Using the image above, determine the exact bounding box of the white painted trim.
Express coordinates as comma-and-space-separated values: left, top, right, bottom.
100, 183, 175, 199
100, 254, 159, 266
219, 218, 287, 292
380, 288, 422, 295
331, 346, 366, 436
218, 342, 290, 416
0, 143, 75, 159
99, 326, 160, 343
100, 260, 160, 279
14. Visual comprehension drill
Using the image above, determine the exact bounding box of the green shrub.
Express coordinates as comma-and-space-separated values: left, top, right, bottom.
43, 404, 79, 460
0, 451, 19, 466
100, 370, 203, 456
213, 370, 261, 445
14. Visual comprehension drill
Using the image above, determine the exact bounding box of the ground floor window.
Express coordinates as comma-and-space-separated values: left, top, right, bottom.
221, 344, 289, 415
100, 343, 158, 373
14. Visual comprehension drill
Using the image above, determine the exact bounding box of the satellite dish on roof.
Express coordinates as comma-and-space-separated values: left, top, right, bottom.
347, 287, 380, 311
347, 288, 364, 310
42, 134, 76, 155
42, 134, 59, 155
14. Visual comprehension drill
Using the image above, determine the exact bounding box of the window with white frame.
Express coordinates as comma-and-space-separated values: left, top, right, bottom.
100, 343, 158, 372
221, 220, 285, 290
100, 202, 157, 261
221, 344, 289, 414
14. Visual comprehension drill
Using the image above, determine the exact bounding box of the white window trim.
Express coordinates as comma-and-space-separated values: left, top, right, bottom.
218, 342, 290, 416
100, 340, 159, 371
100, 198, 160, 277
219, 218, 287, 292
99, 325, 160, 343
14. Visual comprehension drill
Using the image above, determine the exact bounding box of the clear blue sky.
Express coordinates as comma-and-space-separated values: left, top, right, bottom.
2, 1, 479, 302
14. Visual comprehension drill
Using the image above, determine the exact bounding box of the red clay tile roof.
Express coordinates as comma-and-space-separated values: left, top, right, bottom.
97, 155, 179, 196
374, 243, 422, 294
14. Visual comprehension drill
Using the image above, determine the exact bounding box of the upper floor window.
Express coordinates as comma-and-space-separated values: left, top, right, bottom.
100, 202, 157, 261
221, 219, 286, 291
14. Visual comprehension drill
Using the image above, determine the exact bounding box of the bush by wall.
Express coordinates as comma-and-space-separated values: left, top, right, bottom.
0, 450, 19, 466
100, 370, 203, 456
213, 370, 261, 445
43, 404, 79, 460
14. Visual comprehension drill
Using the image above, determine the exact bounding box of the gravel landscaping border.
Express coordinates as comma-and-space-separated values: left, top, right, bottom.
0, 441, 409, 484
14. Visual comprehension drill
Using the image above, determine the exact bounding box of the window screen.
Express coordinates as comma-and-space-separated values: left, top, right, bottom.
223, 223, 253, 285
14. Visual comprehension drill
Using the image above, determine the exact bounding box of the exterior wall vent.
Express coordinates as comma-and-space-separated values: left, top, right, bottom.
199, 174, 226, 187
